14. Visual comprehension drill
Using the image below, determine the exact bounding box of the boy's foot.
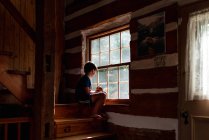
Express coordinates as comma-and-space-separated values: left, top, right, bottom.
90, 114, 103, 120
101, 113, 108, 119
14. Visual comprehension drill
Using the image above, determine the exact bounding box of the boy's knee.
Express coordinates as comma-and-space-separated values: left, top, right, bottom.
100, 93, 106, 99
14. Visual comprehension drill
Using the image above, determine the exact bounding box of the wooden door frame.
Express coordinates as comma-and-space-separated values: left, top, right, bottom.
178, 1, 209, 140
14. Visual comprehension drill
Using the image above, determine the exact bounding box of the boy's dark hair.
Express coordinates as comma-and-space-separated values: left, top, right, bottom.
84, 62, 97, 74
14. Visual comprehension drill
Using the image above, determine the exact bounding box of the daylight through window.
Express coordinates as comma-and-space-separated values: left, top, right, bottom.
186, 9, 209, 100
90, 29, 130, 99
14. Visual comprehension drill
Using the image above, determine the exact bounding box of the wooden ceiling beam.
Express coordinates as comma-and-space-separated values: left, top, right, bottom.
0, 0, 36, 42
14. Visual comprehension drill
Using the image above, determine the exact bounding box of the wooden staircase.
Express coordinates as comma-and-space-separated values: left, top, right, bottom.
54, 104, 115, 140
0, 51, 31, 104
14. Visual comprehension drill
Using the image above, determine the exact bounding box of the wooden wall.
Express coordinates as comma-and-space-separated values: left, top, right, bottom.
0, 0, 35, 88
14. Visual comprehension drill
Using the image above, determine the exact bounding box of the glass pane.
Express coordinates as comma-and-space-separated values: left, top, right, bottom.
122, 47, 130, 63
110, 49, 120, 64
119, 83, 129, 99
108, 83, 118, 99
91, 54, 99, 67
92, 84, 97, 91
120, 66, 129, 82
100, 52, 109, 66
110, 33, 120, 50
99, 83, 107, 93
91, 39, 99, 54
92, 72, 97, 83
121, 30, 130, 48
108, 67, 118, 82
98, 69, 107, 83
100, 36, 109, 52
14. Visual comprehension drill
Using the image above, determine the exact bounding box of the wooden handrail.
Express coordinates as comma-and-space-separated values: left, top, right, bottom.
0, 117, 32, 124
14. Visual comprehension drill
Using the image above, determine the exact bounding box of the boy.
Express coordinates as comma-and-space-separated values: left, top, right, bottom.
75, 62, 106, 119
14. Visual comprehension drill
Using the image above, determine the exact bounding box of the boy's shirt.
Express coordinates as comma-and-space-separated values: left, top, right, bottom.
75, 74, 91, 101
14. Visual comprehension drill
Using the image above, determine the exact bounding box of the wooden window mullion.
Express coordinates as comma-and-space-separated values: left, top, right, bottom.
118, 66, 120, 99
109, 35, 110, 65
99, 38, 101, 67
107, 68, 109, 98
120, 32, 122, 63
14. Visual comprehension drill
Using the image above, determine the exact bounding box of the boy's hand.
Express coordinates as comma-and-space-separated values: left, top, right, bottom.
95, 86, 103, 92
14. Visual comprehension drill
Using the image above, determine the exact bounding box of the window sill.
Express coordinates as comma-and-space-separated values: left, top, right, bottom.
105, 99, 129, 105
104, 99, 130, 114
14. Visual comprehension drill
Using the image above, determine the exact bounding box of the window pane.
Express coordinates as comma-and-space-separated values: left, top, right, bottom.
92, 72, 97, 83
98, 69, 107, 83
110, 49, 120, 64
92, 84, 97, 91
108, 67, 118, 82
91, 54, 99, 67
108, 83, 118, 99
121, 30, 130, 48
122, 47, 130, 63
120, 66, 129, 82
100, 52, 109, 66
110, 33, 120, 50
91, 39, 99, 54
119, 83, 129, 99
100, 36, 109, 52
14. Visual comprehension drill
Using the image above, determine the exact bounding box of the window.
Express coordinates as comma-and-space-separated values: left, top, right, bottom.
89, 27, 130, 99
186, 9, 209, 100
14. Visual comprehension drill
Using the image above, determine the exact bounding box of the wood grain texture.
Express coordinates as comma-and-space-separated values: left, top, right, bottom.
64, 53, 82, 69
0, 70, 28, 103
65, 36, 82, 49
0, 0, 36, 42
0, 0, 35, 88
130, 66, 177, 89
166, 30, 177, 53
54, 0, 65, 103
130, 93, 178, 118
65, 74, 81, 88
65, 0, 159, 33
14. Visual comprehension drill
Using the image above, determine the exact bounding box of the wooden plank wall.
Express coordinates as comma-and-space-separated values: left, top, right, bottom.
64, 0, 179, 139
129, 3, 178, 119
0, 0, 35, 88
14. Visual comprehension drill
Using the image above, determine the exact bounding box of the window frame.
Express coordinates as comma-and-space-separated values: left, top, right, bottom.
87, 25, 130, 104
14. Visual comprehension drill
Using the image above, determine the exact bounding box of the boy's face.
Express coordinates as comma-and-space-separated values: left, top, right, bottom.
89, 69, 96, 78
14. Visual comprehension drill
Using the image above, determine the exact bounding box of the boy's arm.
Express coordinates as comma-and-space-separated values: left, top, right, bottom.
83, 87, 96, 94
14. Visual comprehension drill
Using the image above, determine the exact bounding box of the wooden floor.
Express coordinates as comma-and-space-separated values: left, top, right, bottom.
55, 132, 114, 140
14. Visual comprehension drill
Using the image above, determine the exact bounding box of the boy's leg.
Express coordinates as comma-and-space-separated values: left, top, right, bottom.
91, 93, 106, 115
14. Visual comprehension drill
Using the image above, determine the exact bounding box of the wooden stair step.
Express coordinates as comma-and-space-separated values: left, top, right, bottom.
0, 89, 20, 104
55, 104, 92, 119
54, 118, 107, 138
7, 70, 30, 75
0, 51, 15, 57
55, 132, 115, 140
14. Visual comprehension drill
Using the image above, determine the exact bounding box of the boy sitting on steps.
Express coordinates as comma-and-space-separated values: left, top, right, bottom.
75, 62, 106, 119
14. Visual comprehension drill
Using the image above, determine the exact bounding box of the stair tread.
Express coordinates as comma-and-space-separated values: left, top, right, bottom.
7, 70, 30, 75
0, 51, 15, 57
55, 132, 114, 140
55, 117, 108, 124
55, 118, 93, 123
